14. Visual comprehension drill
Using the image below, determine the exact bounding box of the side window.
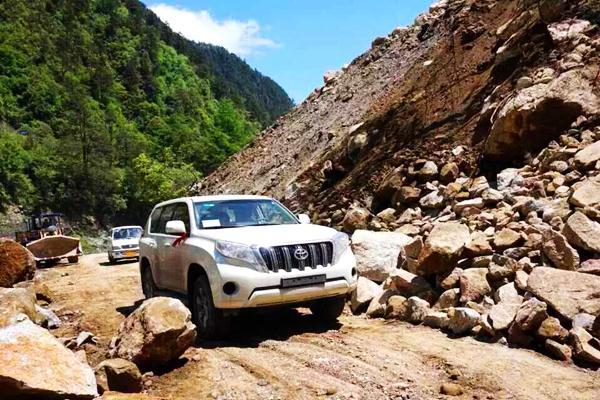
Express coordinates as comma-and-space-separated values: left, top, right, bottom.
149, 207, 163, 234
157, 205, 175, 234
170, 203, 191, 233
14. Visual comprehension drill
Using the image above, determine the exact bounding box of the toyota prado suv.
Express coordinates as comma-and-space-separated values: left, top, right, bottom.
139, 195, 357, 338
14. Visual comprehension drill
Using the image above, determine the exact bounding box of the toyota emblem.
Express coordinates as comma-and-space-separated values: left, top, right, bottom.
293, 246, 309, 261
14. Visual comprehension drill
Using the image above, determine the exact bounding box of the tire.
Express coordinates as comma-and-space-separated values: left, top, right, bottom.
108, 254, 115, 264
141, 266, 157, 299
67, 256, 79, 264
191, 275, 229, 340
310, 296, 346, 322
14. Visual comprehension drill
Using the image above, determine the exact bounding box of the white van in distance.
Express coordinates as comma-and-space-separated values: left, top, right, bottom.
108, 225, 143, 263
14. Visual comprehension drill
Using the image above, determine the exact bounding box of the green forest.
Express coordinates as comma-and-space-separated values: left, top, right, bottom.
0, 0, 293, 226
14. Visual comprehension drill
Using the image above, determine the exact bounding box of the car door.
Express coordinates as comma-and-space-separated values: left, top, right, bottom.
160, 202, 191, 291
140, 207, 163, 285
154, 204, 175, 289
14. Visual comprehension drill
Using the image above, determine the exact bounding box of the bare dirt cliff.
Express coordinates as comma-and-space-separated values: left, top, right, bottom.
197, 0, 599, 218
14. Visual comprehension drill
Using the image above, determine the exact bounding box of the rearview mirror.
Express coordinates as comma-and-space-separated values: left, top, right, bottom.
165, 220, 186, 235
297, 214, 311, 224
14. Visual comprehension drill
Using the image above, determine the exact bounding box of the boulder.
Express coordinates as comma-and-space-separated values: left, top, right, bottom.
0, 287, 38, 328
351, 230, 413, 282
572, 313, 595, 331
515, 298, 548, 331
537, 317, 569, 342
497, 168, 520, 190
351, 277, 383, 314
365, 289, 397, 318
376, 208, 396, 223
542, 198, 571, 223
398, 186, 422, 203
489, 283, 522, 330
440, 162, 459, 184
459, 268, 491, 303
439, 267, 463, 290
416, 222, 470, 275
527, 267, 600, 320
434, 288, 460, 310
493, 228, 522, 250
342, 206, 370, 232
574, 140, 600, 169
482, 188, 504, 204
113, 297, 197, 369
383, 269, 432, 298
463, 232, 492, 257
453, 198, 484, 215
544, 339, 572, 361
563, 212, 600, 253
507, 322, 534, 347
541, 228, 580, 270
384, 295, 408, 320
419, 161, 439, 181
405, 297, 430, 323
424, 311, 450, 329
36, 304, 61, 329
95, 358, 142, 394
0, 320, 97, 398
0, 238, 36, 288
570, 327, 600, 364
570, 179, 600, 208
484, 69, 600, 161
419, 191, 445, 209
448, 307, 480, 335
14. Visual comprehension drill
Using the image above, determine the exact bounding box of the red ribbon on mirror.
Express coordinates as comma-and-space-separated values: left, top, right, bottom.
172, 233, 188, 247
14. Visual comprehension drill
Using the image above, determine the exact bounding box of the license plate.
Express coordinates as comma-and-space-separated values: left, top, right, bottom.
281, 274, 326, 288
124, 251, 138, 257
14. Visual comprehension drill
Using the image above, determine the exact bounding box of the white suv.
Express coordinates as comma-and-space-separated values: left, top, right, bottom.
139, 195, 357, 338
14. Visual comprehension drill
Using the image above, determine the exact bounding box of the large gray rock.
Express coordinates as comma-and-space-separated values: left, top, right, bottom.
405, 297, 431, 323
351, 277, 383, 314
527, 267, 600, 320
113, 297, 197, 369
416, 222, 470, 275
537, 317, 569, 343
563, 212, 600, 253
384, 295, 408, 320
0, 320, 97, 399
448, 307, 481, 335
574, 140, 600, 169
434, 288, 460, 310
0, 287, 38, 328
541, 228, 580, 270
351, 230, 413, 282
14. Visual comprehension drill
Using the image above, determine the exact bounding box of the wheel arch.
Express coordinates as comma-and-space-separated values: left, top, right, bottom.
187, 263, 209, 304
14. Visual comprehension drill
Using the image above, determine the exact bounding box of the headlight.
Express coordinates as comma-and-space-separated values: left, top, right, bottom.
215, 241, 266, 272
112, 245, 121, 251
332, 232, 350, 264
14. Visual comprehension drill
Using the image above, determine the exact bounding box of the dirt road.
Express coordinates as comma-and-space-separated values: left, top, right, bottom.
38, 255, 599, 400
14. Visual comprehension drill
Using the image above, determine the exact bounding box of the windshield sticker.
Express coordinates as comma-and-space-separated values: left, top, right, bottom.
202, 219, 221, 228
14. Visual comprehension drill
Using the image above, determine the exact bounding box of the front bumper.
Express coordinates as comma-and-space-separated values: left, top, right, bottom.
109, 249, 139, 260
212, 249, 357, 309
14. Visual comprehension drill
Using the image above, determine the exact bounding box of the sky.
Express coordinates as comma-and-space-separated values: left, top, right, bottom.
148, 1, 432, 103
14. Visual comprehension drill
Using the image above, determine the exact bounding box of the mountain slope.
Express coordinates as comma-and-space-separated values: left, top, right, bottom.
142, 2, 294, 127
198, 0, 600, 216
0, 0, 289, 223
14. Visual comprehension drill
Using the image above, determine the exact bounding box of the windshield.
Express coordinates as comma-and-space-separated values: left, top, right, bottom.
112, 227, 143, 239
194, 199, 298, 229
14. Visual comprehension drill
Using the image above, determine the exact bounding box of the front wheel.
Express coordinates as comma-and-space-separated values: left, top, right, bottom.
141, 266, 157, 299
67, 256, 79, 264
310, 296, 346, 322
191, 276, 229, 340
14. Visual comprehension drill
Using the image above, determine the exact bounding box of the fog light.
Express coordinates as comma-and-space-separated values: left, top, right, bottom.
351, 268, 357, 277
223, 282, 237, 295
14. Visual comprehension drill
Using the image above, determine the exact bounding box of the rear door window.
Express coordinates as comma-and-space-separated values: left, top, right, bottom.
170, 203, 191, 233
156, 205, 175, 234
149, 207, 163, 234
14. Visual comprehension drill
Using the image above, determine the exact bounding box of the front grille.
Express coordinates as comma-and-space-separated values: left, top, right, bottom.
122, 244, 137, 249
259, 242, 334, 272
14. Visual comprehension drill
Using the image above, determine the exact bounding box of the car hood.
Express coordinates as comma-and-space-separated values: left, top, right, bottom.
111, 238, 140, 247
195, 224, 341, 246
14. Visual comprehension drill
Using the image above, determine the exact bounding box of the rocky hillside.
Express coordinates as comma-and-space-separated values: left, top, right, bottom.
198, 0, 600, 366
197, 0, 599, 214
